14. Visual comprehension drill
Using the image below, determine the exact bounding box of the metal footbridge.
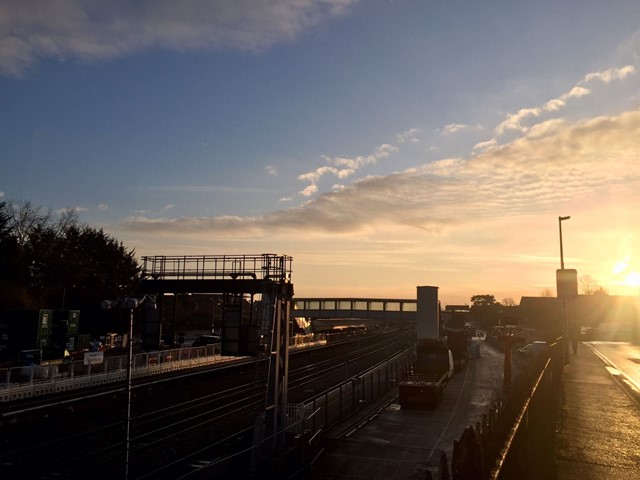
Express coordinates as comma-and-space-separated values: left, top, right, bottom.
293, 297, 417, 323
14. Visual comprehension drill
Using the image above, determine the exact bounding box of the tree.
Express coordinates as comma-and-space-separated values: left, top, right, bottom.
579, 274, 607, 295
469, 294, 501, 330
0, 199, 140, 310
502, 297, 517, 307
540, 288, 554, 297
470, 294, 498, 308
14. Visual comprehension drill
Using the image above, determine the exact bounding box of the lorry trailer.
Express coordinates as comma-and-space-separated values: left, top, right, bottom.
399, 341, 454, 409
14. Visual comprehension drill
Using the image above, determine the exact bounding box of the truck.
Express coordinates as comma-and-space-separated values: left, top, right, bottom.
399, 341, 454, 409
445, 313, 469, 371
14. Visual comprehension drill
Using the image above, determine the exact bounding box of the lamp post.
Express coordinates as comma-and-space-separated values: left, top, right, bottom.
558, 215, 571, 364
101, 296, 154, 480
558, 215, 570, 269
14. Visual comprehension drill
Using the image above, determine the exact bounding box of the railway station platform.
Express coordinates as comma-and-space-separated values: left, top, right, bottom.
555, 343, 640, 480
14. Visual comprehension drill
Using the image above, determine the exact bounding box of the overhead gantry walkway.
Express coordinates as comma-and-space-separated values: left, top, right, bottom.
140, 253, 294, 444
292, 297, 417, 323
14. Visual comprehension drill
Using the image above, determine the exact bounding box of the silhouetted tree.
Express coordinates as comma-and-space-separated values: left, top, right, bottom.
579, 274, 608, 295
502, 297, 517, 307
0, 199, 140, 310
470, 294, 497, 307
593, 286, 609, 295
469, 294, 502, 330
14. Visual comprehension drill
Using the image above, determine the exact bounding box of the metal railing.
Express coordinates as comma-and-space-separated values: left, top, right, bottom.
449, 337, 563, 479
0, 332, 333, 403
141, 254, 293, 281
182, 348, 413, 478
0, 343, 231, 402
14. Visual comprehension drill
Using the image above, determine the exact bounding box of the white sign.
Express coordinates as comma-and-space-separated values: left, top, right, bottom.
84, 351, 104, 365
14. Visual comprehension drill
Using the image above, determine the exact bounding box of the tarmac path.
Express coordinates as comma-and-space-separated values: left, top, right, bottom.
304, 340, 505, 479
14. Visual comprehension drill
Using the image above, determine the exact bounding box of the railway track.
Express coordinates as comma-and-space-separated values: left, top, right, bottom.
0, 327, 412, 478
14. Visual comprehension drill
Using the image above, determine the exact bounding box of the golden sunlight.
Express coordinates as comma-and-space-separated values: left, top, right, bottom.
612, 258, 630, 275
624, 271, 640, 288
612, 257, 640, 289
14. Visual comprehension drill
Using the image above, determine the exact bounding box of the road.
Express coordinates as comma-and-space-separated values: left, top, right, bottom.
583, 341, 640, 400
304, 339, 507, 479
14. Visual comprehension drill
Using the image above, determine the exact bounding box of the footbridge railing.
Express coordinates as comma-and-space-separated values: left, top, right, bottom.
293, 297, 417, 322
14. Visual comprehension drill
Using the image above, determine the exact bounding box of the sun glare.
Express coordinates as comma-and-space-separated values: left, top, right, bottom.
611, 257, 640, 290
612, 259, 629, 275
624, 271, 640, 287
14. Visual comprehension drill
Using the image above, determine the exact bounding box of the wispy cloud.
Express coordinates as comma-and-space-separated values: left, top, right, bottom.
494, 65, 635, 137
97, 203, 109, 211
56, 206, 88, 215
396, 128, 422, 144
298, 143, 398, 196
441, 123, 482, 135
120, 109, 640, 240
266, 165, 278, 176
139, 185, 267, 194
0, 0, 360, 76
584, 65, 635, 84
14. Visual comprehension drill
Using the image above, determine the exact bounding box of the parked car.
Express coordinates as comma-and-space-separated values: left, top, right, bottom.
191, 335, 222, 347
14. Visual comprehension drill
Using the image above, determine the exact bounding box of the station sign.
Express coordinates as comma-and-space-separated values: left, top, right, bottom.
84, 351, 104, 365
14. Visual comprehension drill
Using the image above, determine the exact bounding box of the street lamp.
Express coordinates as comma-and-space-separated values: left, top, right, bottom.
101, 296, 155, 480
558, 215, 570, 269
557, 215, 571, 365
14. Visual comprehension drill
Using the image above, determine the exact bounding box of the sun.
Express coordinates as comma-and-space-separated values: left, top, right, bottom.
612, 258, 630, 275
624, 271, 640, 288
611, 257, 640, 289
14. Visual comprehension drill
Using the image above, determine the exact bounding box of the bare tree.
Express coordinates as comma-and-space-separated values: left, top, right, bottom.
6, 200, 54, 246
540, 288, 554, 297
579, 274, 598, 295
593, 286, 609, 295
502, 297, 517, 307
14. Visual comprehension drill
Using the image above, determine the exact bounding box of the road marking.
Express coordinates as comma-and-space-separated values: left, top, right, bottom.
605, 366, 621, 376
425, 362, 471, 465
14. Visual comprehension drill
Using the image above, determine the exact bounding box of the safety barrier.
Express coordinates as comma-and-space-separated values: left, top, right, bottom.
0, 333, 332, 403
449, 337, 563, 479
0, 343, 237, 403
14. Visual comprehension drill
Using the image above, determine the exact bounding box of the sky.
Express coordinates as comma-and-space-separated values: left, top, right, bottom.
2, 0, 640, 306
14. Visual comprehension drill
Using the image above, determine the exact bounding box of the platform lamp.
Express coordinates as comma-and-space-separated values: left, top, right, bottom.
558, 215, 571, 364
101, 296, 155, 480
558, 215, 570, 269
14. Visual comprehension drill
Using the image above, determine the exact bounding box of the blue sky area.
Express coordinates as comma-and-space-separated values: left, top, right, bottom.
2, 0, 640, 304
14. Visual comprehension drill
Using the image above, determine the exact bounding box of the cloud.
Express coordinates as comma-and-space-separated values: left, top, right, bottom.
140, 184, 266, 194
396, 128, 422, 143
120, 109, 640, 241
583, 65, 635, 84
0, 0, 360, 76
493, 65, 635, 137
266, 165, 278, 176
97, 203, 109, 211
441, 123, 481, 135
56, 206, 88, 215
298, 143, 398, 196
0, 191, 4, 198
472, 139, 497, 152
